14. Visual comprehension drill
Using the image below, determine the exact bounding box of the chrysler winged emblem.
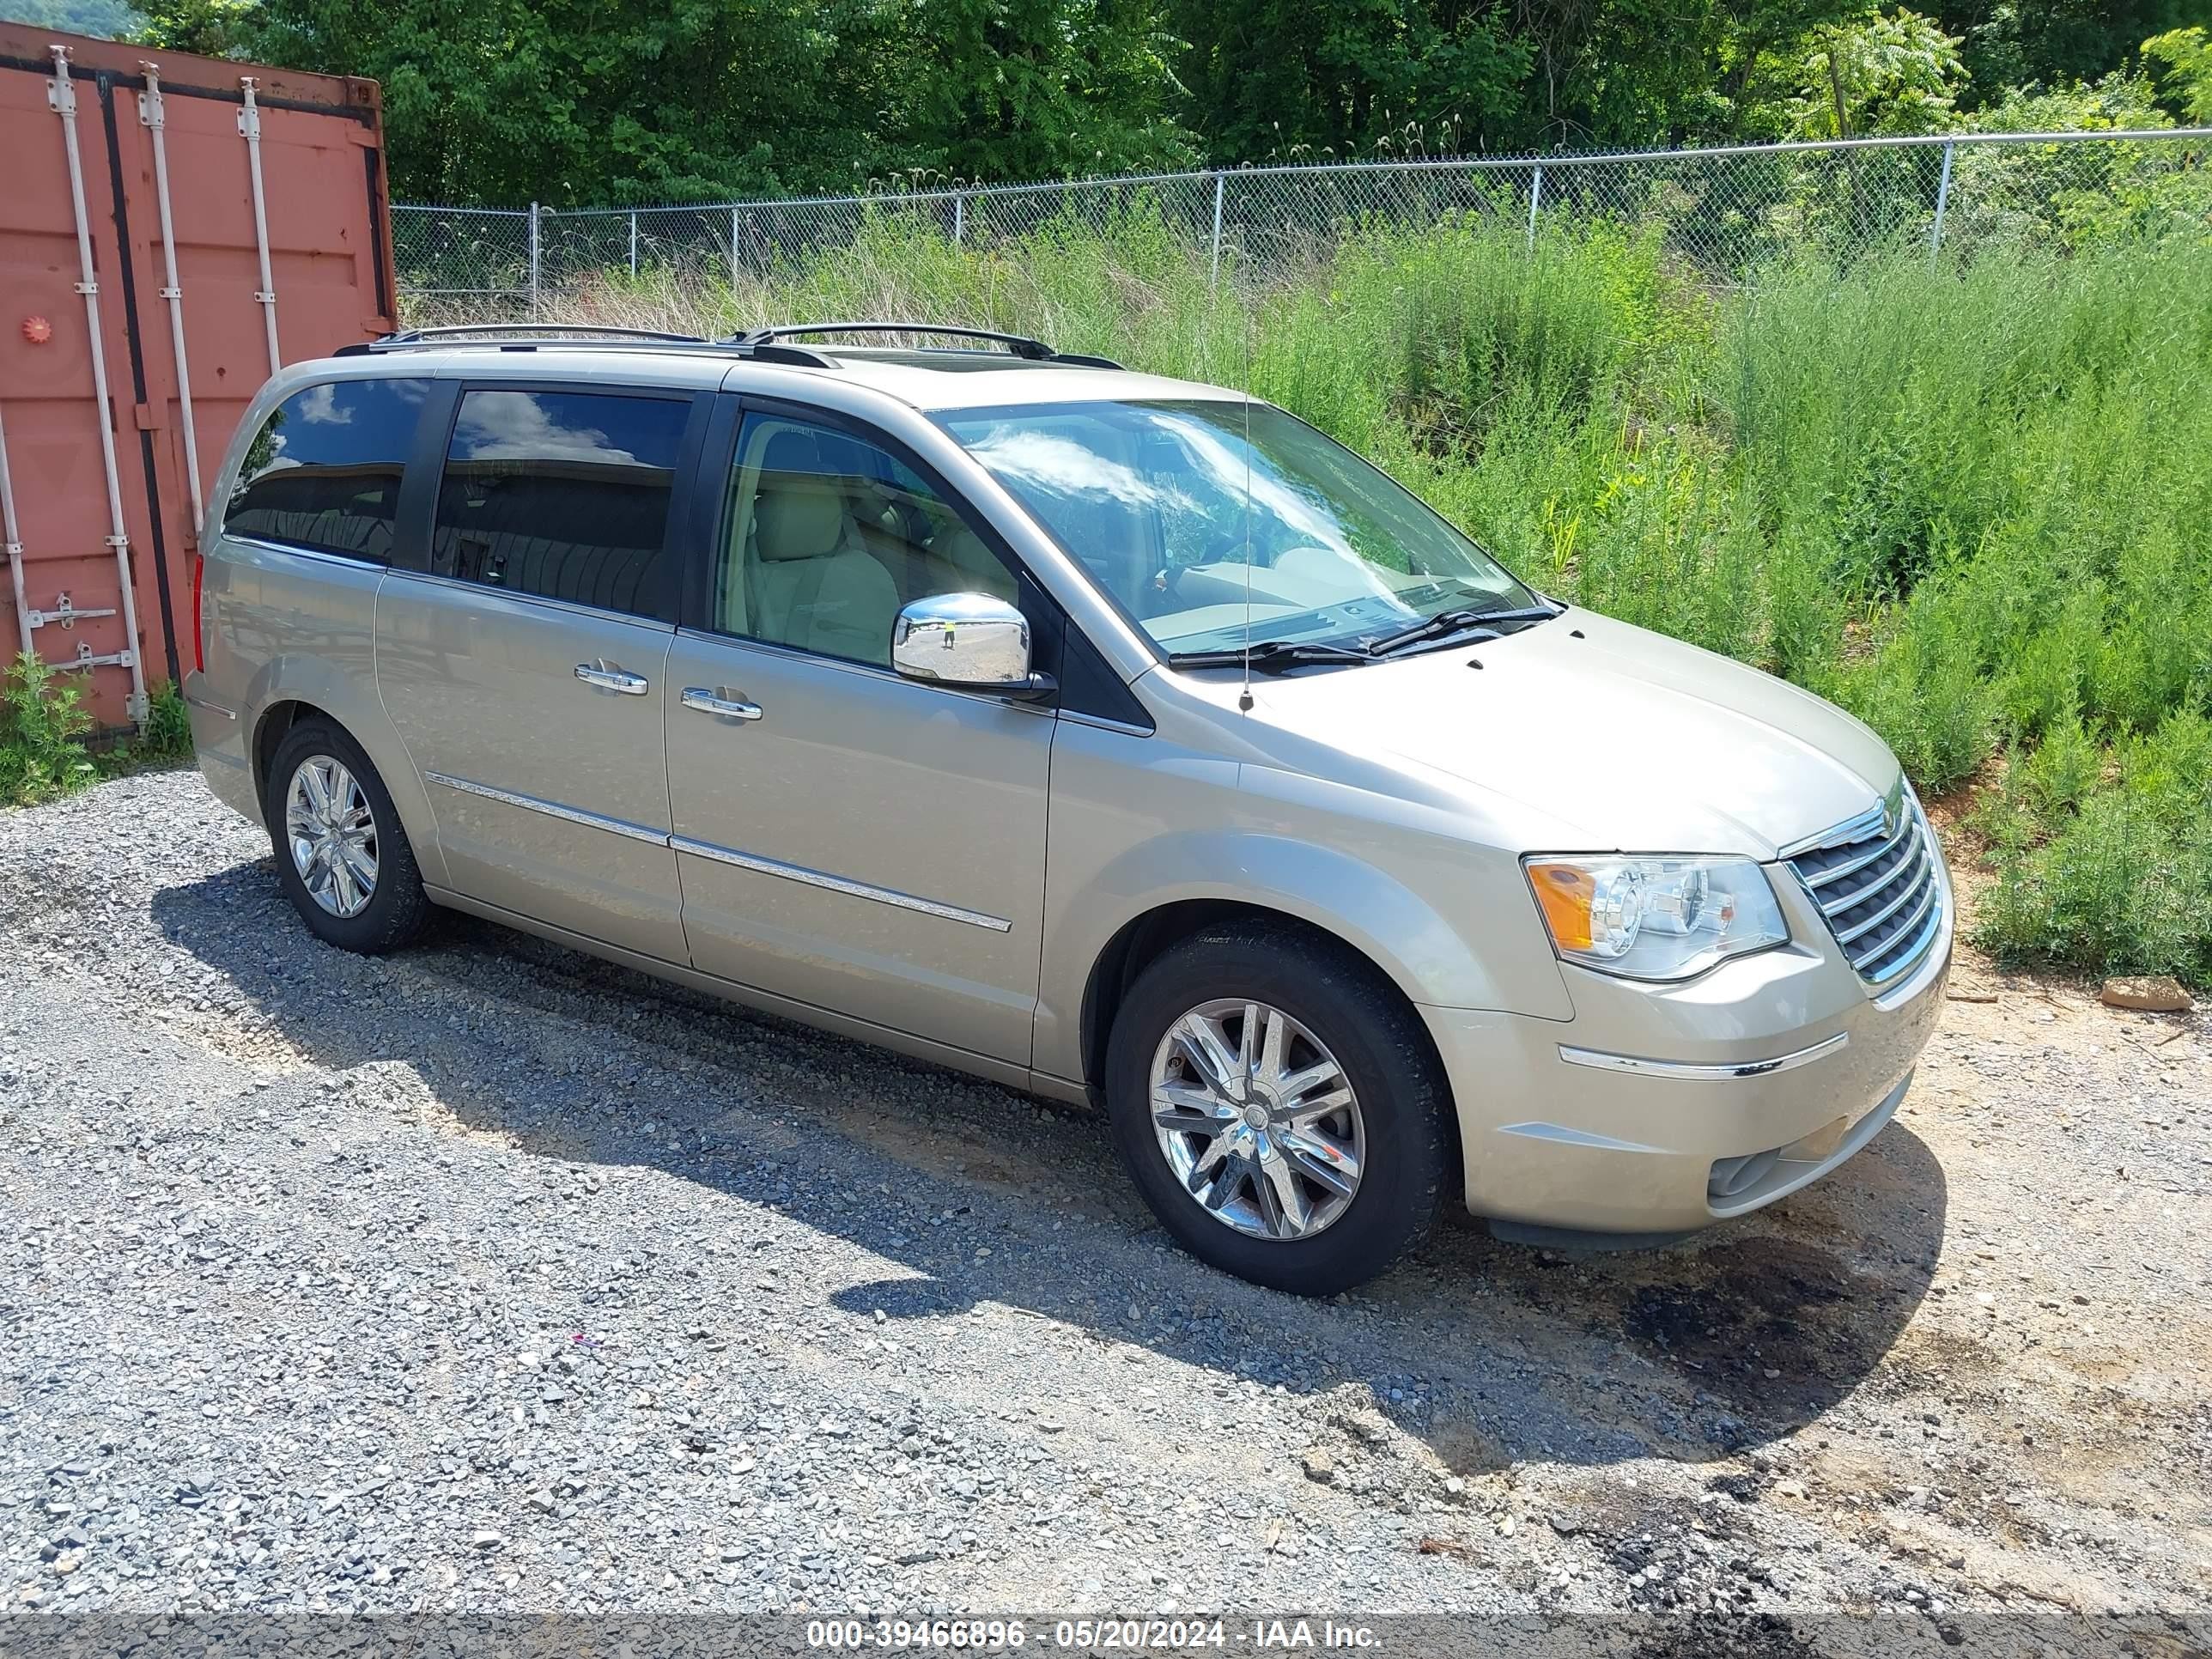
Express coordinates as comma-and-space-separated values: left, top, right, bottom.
1881, 776, 1906, 840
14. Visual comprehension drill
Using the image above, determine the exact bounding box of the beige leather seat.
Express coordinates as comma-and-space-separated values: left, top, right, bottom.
929, 523, 1017, 602
748, 433, 900, 665
848, 491, 1018, 605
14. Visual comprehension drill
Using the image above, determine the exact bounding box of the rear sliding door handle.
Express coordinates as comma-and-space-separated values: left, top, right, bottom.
575, 661, 649, 695
680, 686, 763, 722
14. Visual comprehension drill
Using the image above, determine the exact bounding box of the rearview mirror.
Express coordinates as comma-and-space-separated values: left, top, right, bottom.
891, 593, 1048, 696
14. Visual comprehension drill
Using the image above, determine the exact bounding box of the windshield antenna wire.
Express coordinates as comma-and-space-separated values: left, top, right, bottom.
1238, 307, 1255, 714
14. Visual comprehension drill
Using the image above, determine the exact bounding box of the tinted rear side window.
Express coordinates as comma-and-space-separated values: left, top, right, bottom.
430, 389, 690, 618
224, 379, 427, 560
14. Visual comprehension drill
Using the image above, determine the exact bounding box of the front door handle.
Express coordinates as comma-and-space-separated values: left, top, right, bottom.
680, 686, 763, 722
575, 661, 649, 696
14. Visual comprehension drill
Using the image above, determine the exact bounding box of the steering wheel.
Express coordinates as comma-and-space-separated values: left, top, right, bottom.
1191, 526, 1258, 567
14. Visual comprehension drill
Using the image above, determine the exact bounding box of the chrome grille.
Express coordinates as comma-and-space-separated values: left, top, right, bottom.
1787, 792, 1944, 988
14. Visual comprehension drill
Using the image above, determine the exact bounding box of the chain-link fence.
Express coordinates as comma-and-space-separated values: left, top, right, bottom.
392, 129, 2211, 320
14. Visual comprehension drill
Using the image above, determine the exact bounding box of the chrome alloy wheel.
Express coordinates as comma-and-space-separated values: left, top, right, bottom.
1149, 1000, 1365, 1242
284, 756, 379, 919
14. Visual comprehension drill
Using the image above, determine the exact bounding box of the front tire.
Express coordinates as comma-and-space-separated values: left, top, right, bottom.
263, 718, 428, 955
1104, 922, 1451, 1295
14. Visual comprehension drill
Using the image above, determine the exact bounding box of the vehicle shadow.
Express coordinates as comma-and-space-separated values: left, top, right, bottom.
153, 860, 1947, 1478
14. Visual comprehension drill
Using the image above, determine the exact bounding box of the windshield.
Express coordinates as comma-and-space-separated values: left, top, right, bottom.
936, 399, 1537, 659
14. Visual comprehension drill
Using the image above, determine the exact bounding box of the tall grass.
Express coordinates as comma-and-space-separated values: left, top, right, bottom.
541, 210, 2212, 983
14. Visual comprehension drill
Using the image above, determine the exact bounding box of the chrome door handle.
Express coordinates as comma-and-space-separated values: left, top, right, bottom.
575, 662, 649, 696
680, 686, 763, 722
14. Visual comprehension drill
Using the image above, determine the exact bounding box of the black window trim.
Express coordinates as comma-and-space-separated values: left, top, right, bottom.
390, 377, 711, 628
222, 375, 435, 567
681, 391, 1153, 731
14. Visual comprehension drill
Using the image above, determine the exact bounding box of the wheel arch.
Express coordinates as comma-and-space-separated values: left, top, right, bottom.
240, 659, 447, 889
1078, 900, 1459, 1153
251, 697, 319, 808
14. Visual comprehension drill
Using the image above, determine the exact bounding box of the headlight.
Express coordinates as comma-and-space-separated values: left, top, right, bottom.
1523, 854, 1789, 981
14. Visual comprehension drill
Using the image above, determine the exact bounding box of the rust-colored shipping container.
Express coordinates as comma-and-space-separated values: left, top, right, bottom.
1, 22, 394, 728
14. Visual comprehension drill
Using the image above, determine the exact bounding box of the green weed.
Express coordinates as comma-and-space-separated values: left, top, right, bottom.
1977, 709, 2212, 985
91, 680, 197, 782
0, 653, 96, 806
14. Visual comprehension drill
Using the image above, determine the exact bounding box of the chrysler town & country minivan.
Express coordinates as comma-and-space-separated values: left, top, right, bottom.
185, 322, 1952, 1293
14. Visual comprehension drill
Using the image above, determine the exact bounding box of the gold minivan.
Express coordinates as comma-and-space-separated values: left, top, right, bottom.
185, 323, 1952, 1293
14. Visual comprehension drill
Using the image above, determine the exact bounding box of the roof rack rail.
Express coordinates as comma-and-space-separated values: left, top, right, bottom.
336, 324, 717, 356
402, 323, 708, 343
326, 319, 1118, 372
333, 323, 842, 365
729, 322, 1121, 369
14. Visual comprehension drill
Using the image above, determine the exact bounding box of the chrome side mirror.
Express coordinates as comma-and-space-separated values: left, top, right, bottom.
891, 593, 1047, 695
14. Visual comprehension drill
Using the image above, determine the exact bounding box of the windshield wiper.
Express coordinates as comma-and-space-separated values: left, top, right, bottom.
1170, 639, 1378, 673
1363, 601, 1562, 658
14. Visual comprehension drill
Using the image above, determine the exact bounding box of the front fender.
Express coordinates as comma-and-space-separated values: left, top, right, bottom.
1034, 726, 1574, 1086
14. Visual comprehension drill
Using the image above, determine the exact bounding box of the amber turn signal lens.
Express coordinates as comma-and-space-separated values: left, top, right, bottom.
1527, 860, 1595, 951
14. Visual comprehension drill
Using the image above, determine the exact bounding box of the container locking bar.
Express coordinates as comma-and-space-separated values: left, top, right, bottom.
47, 44, 149, 723
239, 76, 282, 377
139, 63, 208, 540
0, 400, 29, 658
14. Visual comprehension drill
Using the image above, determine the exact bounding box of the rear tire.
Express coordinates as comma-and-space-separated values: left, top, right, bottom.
263, 718, 429, 955
1104, 921, 1451, 1295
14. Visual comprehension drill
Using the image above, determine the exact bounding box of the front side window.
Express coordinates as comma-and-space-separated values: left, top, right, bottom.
225, 378, 428, 560
430, 389, 689, 618
710, 414, 1018, 668
937, 400, 1536, 659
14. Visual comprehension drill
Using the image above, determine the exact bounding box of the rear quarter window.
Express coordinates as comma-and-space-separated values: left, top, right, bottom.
224, 379, 428, 561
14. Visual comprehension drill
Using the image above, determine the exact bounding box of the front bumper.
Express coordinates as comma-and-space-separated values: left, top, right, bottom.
1422, 860, 1952, 1236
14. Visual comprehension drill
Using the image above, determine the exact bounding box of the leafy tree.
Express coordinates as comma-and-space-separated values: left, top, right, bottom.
1934, 0, 2200, 107
2142, 24, 2212, 122
1512, 0, 1864, 147
1966, 64, 2170, 131
125, 0, 2201, 207
212, 0, 904, 204
4, 0, 141, 36
1174, 0, 1530, 162
889, 0, 1198, 181
1777, 8, 1969, 137
137, 0, 1194, 204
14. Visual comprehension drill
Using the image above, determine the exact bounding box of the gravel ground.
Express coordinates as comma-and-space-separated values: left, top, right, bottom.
2, 769, 2208, 1632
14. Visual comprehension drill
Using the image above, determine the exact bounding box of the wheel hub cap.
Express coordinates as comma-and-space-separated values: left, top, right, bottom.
284, 756, 378, 920
1150, 999, 1365, 1243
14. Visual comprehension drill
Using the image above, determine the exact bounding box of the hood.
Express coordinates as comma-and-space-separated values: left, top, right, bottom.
1242, 609, 1899, 858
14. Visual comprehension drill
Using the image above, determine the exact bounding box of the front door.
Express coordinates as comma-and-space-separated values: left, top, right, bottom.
663, 408, 1052, 1064
376, 384, 702, 960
